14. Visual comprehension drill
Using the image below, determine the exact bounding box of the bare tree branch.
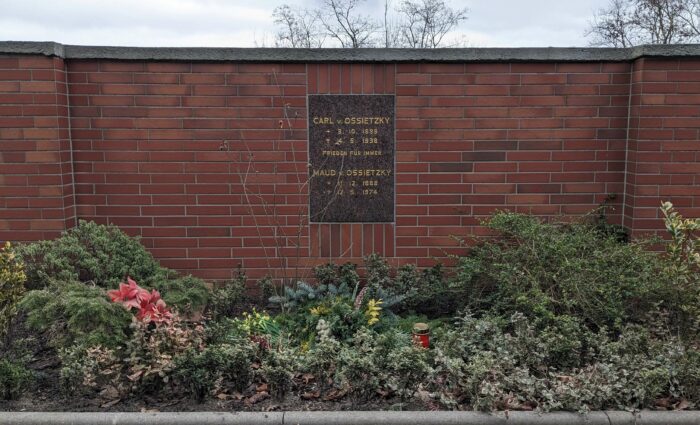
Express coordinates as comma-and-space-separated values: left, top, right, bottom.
273, 4, 326, 48
586, 0, 700, 46
587, 0, 637, 47
317, 0, 381, 48
383, 0, 401, 47
396, 0, 468, 48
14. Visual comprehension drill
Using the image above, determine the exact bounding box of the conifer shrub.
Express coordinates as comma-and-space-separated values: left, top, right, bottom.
18, 220, 165, 289
18, 281, 132, 349
16, 220, 208, 315
151, 275, 209, 316
455, 211, 667, 332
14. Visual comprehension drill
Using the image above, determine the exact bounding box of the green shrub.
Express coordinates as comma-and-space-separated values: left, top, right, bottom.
123, 317, 204, 395
336, 328, 431, 404
17, 221, 211, 316
175, 342, 256, 402
394, 263, 455, 316
314, 262, 360, 288
385, 340, 431, 402
204, 317, 247, 345
659, 202, 700, 338
59, 317, 205, 398
261, 346, 300, 399
304, 330, 342, 393
207, 272, 247, 320
338, 328, 382, 403
455, 211, 666, 332
18, 220, 165, 289
0, 242, 26, 338
59, 344, 121, 396
432, 312, 699, 412
151, 275, 209, 316
18, 281, 132, 349
0, 359, 33, 400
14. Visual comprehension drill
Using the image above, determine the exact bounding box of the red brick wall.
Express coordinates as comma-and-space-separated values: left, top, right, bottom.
624, 58, 700, 236
0, 55, 74, 242
1, 52, 699, 282
395, 62, 630, 265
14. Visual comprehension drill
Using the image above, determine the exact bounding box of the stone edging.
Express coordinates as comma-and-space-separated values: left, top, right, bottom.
1, 411, 700, 425
1, 41, 700, 62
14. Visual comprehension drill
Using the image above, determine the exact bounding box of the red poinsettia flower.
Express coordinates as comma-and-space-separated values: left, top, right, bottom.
109, 279, 173, 325
107, 277, 148, 310
136, 289, 173, 324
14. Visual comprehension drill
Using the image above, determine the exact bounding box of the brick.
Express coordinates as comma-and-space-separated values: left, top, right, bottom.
462, 152, 506, 162
430, 162, 474, 173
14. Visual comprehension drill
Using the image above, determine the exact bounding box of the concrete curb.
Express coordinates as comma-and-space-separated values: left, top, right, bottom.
1, 411, 700, 425
0, 412, 283, 425
1, 41, 700, 62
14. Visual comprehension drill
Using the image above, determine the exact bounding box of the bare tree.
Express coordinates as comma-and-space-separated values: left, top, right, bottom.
383, 0, 401, 47
317, 0, 381, 48
587, 0, 700, 46
587, 0, 637, 47
273, 4, 325, 48
271, 0, 469, 48
681, 0, 700, 34
635, 0, 696, 43
396, 0, 468, 48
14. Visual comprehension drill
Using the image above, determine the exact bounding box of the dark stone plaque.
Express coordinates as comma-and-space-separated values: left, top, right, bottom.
308, 95, 395, 222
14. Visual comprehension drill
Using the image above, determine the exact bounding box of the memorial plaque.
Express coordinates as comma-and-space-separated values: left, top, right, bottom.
308, 95, 395, 222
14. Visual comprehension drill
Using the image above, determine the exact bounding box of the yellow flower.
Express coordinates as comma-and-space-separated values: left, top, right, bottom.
310, 305, 330, 316
365, 299, 383, 325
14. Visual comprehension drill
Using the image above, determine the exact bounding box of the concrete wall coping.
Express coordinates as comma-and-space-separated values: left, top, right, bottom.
1, 411, 700, 425
1, 41, 700, 62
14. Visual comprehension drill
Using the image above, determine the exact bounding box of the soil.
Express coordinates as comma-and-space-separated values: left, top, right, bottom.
0, 392, 410, 413
0, 370, 421, 412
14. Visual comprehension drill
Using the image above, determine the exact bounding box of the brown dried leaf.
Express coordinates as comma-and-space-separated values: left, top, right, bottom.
100, 398, 121, 408
301, 390, 320, 400
377, 388, 391, 397
655, 397, 672, 409
302, 373, 314, 384
99, 386, 120, 400
322, 388, 347, 401
556, 375, 573, 383
245, 391, 269, 406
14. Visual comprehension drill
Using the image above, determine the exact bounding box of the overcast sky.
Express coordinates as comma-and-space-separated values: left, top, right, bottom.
0, 0, 610, 48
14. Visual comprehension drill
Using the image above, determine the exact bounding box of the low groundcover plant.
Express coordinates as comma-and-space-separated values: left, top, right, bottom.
0, 203, 698, 412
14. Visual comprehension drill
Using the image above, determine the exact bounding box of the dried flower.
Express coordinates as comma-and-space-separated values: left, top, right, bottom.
354, 286, 368, 310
